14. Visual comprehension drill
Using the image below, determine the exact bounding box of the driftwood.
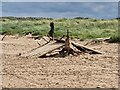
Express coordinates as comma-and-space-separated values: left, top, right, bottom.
84, 38, 110, 46
1, 34, 7, 41
21, 35, 102, 58
26, 36, 40, 39
58, 30, 77, 56
72, 42, 102, 54
55, 39, 102, 54
59, 37, 74, 55
21, 41, 65, 57
96, 37, 110, 41
36, 36, 50, 46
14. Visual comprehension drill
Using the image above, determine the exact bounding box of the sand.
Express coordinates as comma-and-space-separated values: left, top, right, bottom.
1, 35, 118, 88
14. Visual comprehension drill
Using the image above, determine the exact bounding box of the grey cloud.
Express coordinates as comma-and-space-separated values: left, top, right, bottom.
2, 2, 118, 19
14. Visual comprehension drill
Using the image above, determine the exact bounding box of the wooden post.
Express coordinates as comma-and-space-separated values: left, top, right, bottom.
59, 29, 74, 56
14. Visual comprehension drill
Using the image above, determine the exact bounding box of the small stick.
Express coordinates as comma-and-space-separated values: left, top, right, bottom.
1, 34, 7, 41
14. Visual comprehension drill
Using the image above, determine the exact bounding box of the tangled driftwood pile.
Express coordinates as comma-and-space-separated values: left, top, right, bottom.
20, 35, 102, 58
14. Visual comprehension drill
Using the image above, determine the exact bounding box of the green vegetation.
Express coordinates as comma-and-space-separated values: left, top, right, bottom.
0, 17, 119, 42
109, 34, 120, 43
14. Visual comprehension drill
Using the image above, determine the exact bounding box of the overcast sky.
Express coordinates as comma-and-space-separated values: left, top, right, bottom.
1, 2, 118, 19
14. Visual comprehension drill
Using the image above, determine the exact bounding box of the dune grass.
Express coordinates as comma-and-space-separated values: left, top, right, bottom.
0, 17, 119, 42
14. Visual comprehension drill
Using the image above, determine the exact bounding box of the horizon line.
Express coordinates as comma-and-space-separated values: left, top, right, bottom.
1, 16, 119, 20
